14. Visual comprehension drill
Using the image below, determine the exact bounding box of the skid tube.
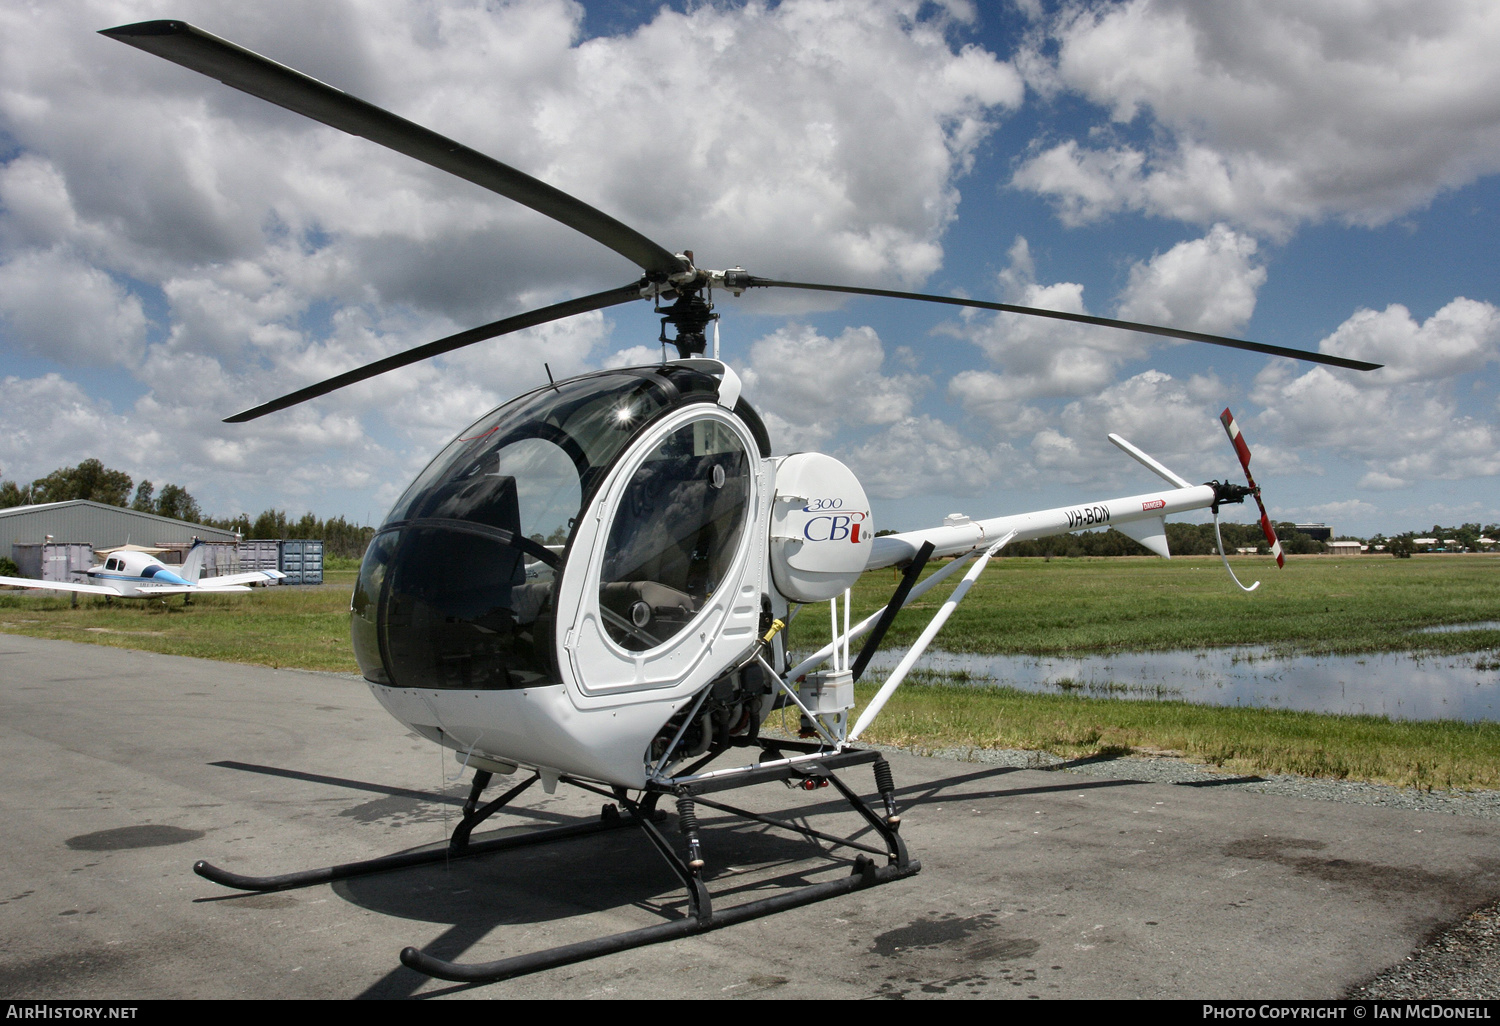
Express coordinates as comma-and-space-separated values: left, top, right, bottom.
399, 742, 920, 984
192, 769, 646, 892
192, 743, 918, 984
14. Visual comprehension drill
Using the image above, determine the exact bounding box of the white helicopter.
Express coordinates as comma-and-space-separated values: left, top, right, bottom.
0, 541, 284, 599
104, 20, 1380, 984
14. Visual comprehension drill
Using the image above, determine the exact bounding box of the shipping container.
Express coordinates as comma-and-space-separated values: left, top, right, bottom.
239, 539, 324, 585
279, 539, 324, 585
11, 542, 96, 582
239, 540, 282, 582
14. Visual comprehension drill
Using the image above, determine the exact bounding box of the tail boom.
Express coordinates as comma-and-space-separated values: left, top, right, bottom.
867, 483, 1219, 571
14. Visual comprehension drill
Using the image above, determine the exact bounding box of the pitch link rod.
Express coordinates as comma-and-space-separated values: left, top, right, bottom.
746, 278, 1382, 373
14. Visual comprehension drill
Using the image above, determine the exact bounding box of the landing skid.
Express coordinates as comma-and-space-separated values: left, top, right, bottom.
194, 741, 919, 985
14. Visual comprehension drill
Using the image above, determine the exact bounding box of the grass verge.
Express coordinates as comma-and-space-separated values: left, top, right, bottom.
0, 581, 359, 672
839, 673, 1500, 791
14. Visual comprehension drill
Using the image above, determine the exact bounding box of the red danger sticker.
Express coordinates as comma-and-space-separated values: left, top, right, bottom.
1142, 499, 1166, 511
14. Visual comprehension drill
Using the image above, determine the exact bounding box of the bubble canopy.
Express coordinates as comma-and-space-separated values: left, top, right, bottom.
352, 364, 764, 691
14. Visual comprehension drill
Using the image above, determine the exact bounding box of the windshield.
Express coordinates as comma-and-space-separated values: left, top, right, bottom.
598, 419, 752, 652
352, 365, 723, 689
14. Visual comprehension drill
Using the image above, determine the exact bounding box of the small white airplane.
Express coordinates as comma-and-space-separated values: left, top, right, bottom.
0, 541, 284, 598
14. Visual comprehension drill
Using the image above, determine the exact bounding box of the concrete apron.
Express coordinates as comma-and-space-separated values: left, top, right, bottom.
1, 633, 1495, 999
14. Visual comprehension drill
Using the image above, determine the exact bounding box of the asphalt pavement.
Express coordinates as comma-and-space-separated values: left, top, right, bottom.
2, 633, 1498, 1000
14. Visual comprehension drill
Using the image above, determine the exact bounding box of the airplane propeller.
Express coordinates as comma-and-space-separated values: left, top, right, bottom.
102, 19, 1383, 427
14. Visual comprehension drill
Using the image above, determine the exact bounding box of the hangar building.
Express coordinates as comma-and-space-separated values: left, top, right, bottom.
1, 500, 241, 579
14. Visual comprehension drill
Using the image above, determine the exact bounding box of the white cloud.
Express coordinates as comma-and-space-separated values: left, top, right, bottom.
1027, 369, 1228, 485
948, 227, 1264, 425
1358, 471, 1408, 491
1298, 498, 1381, 523
1116, 225, 1265, 335
2, 0, 1022, 306
1012, 0, 1500, 235
843, 414, 1007, 500
945, 237, 1150, 413
1319, 298, 1500, 385
0, 0, 1024, 517
1250, 299, 1500, 486
0, 248, 148, 364
739, 323, 925, 451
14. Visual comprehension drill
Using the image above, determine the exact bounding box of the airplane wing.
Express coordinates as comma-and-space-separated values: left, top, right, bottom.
0, 575, 121, 596
138, 583, 253, 595
196, 569, 286, 589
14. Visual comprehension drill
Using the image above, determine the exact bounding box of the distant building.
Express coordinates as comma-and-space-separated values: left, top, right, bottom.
1327, 541, 1364, 555
1292, 523, 1332, 542
1, 500, 239, 575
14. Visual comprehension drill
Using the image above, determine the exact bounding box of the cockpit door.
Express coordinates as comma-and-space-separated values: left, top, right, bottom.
554, 404, 765, 699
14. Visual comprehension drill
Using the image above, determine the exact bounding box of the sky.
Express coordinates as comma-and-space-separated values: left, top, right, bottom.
1, 0, 1497, 539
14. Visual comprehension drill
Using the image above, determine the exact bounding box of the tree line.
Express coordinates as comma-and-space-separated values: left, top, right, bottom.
200, 510, 375, 560
0, 459, 374, 560
0, 458, 203, 521
4, 460, 1495, 563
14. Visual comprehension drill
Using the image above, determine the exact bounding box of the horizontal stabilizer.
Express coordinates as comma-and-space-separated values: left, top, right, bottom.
1117, 516, 1171, 559
197, 570, 286, 588
1108, 434, 1192, 489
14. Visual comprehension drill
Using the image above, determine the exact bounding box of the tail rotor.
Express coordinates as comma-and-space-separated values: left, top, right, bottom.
1219, 409, 1284, 568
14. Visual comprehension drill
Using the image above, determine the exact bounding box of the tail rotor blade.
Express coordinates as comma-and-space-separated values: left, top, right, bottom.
1220, 408, 1284, 568
1256, 506, 1284, 568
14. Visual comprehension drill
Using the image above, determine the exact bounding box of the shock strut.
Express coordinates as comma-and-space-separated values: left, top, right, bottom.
676, 795, 705, 871
873, 757, 900, 828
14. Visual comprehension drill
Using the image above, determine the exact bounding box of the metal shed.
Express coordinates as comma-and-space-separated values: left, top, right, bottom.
1, 500, 239, 566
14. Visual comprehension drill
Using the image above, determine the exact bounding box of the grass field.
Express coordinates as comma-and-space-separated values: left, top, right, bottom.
784, 552, 1500, 657
0, 575, 361, 671
3, 554, 1498, 787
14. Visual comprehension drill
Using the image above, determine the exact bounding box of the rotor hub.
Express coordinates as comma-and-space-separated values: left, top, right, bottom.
656, 259, 716, 358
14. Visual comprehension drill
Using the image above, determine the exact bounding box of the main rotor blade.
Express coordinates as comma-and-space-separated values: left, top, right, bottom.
224, 282, 644, 423
749, 278, 1382, 372
101, 20, 686, 279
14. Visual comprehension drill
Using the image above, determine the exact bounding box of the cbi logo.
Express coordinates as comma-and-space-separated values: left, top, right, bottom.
803, 508, 870, 544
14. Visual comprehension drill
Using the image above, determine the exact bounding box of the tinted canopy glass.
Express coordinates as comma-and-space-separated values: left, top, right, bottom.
352, 366, 724, 689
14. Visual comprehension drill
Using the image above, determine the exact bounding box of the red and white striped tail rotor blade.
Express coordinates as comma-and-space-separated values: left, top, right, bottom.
1220, 408, 1253, 475
1257, 504, 1285, 568
1221, 408, 1284, 568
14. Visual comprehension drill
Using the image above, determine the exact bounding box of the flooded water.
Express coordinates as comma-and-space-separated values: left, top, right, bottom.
862, 644, 1500, 722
